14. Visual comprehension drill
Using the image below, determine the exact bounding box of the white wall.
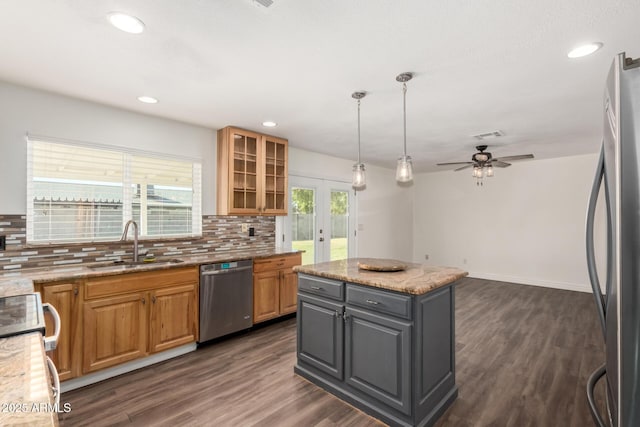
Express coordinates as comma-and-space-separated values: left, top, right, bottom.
413, 153, 605, 292
289, 147, 414, 261
0, 81, 216, 214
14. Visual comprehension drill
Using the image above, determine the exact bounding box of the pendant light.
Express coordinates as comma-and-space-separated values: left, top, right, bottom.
352, 91, 367, 190
396, 72, 414, 183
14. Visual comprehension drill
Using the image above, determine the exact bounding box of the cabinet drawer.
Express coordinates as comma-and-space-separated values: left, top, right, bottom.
253, 253, 302, 273
346, 284, 412, 320
298, 274, 344, 301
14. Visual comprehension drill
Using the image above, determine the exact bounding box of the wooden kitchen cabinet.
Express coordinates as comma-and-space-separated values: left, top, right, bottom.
217, 126, 288, 216
83, 292, 148, 373
149, 283, 198, 353
40, 281, 83, 381
253, 253, 302, 323
82, 267, 199, 374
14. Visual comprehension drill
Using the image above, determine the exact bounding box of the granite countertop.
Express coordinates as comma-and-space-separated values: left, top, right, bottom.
0, 248, 301, 284
294, 258, 468, 295
0, 279, 58, 426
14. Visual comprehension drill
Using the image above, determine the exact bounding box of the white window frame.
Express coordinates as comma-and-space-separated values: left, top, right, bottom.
26, 135, 202, 244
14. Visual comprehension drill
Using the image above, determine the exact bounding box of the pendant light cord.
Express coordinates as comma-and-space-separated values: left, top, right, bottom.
357, 99, 361, 164
402, 82, 407, 157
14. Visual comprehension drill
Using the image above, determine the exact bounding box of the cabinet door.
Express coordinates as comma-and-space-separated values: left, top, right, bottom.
279, 268, 298, 315
83, 293, 147, 373
42, 282, 82, 380
261, 135, 288, 215
218, 128, 260, 215
253, 270, 280, 323
297, 294, 344, 380
149, 284, 198, 353
345, 307, 412, 415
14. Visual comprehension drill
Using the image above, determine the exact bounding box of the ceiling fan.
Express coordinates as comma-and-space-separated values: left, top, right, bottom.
437, 145, 534, 185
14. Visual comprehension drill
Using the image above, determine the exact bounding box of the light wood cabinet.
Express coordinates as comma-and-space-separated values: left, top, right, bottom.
149, 283, 198, 353
253, 253, 302, 323
82, 267, 199, 374
40, 281, 83, 381
217, 126, 288, 216
83, 292, 148, 373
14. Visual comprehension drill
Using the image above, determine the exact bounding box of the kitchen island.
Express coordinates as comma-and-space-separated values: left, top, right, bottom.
293, 258, 467, 427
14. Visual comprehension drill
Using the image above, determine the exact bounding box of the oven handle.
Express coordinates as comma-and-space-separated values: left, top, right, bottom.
42, 303, 61, 352
46, 356, 61, 407
201, 266, 253, 276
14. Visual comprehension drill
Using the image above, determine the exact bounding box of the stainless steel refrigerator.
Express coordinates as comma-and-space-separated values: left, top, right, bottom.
586, 52, 640, 427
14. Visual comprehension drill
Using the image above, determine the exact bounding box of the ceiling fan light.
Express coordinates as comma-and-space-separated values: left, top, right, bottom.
352, 163, 366, 189
486, 166, 494, 177
396, 156, 413, 183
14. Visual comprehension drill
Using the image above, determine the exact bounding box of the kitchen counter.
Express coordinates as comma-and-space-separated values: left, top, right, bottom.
294, 258, 466, 427
293, 258, 467, 295
0, 248, 301, 284
0, 279, 58, 426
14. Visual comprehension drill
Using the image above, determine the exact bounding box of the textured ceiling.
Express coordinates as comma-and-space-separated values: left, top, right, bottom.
1, 0, 639, 172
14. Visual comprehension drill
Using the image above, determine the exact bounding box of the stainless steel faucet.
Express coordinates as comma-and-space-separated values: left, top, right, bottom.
121, 220, 139, 262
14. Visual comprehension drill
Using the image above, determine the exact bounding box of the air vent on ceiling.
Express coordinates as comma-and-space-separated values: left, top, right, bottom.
253, 0, 274, 7
472, 130, 504, 140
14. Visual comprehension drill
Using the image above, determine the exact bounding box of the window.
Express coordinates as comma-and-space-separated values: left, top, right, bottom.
27, 138, 202, 243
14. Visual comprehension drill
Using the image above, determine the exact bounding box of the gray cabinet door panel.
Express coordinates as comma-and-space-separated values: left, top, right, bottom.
297, 294, 344, 379
345, 307, 412, 415
416, 286, 456, 409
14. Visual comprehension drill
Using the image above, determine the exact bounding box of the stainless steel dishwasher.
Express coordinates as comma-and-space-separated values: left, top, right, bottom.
199, 259, 253, 342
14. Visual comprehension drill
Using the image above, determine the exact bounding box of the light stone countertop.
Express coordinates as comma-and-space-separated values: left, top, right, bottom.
0, 248, 301, 284
0, 279, 58, 426
294, 258, 468, 295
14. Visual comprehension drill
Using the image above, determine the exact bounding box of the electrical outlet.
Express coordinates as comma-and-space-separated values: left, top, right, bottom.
249, 227, 255, 237
0, 235, 5, 251
241, 224, 248, 233
424, 254, 429, 260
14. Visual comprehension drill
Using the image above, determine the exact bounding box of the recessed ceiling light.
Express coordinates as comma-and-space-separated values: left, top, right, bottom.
108, 12, 145, 34
137, 96, 158, 104
567, 42, 603, 58
262, 121, 277, 127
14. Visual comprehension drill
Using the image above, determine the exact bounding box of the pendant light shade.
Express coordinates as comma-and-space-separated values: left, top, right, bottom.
396, 72, 414, 183
352, 91, 367, 190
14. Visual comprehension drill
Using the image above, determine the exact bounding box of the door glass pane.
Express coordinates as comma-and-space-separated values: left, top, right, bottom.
330, 190, 349, 261
291, 187, 315, 265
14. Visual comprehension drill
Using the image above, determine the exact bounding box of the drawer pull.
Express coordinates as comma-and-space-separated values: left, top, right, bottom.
310, 286, 323, 290
276, 262, 285, 267
365, 299, 380, 305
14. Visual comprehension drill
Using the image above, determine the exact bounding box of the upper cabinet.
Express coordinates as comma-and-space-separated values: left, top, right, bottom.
217, 126, 288, 216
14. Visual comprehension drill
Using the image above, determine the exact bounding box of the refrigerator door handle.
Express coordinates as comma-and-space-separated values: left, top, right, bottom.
587, 364, 608, 427
586, 145, 607, 338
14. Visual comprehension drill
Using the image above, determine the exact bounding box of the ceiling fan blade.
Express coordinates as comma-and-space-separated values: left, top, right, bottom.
492, 154, 534, 162
491, 160, 511, 168
454, 164, 474, 171
437, 161, 474, 166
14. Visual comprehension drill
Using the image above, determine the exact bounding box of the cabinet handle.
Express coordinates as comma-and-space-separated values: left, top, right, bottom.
365, 299, 380, 305
276, 262, 285, 267
73, 287, 78, 296
142, 297, 146, 305
343, 313, 350, 323
152, 296, 156, 304
334, 310, 340, 318
310, 286, 322, 290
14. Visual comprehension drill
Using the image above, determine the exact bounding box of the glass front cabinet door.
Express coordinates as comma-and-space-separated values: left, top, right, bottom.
217, 127, 288, 216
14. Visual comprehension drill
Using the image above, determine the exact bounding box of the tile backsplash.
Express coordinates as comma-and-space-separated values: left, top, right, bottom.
0, 215, 275, 271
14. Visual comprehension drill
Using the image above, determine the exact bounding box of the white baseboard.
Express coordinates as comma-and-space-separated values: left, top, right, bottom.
60, 343, 197, 393
468, 271, 592, 293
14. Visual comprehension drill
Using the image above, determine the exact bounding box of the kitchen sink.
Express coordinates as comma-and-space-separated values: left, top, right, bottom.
89, 258, 184, 270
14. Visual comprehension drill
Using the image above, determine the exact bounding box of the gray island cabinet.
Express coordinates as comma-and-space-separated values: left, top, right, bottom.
293, 259, 468, 427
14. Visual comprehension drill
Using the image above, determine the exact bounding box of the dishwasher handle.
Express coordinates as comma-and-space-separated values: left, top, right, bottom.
201, 265, 253, 276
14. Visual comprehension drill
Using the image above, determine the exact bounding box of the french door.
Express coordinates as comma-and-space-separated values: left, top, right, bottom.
285, 176, 356, 265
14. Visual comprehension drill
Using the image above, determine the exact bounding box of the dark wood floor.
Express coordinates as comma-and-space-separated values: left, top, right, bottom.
59, 278, 607, 426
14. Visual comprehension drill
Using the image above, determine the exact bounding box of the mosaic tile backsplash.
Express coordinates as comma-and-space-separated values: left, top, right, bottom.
0, 215, 275, 271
